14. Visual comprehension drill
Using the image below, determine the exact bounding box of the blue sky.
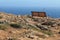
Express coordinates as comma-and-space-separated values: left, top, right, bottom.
0, 0, 60, 8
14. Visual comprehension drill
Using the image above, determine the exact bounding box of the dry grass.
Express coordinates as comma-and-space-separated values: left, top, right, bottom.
0, 24, 8, 30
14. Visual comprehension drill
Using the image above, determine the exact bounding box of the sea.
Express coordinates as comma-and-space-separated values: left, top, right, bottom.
0, 7, 60, 18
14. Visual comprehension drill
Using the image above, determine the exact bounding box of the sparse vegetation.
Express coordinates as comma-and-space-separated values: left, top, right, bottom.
28, 24, 53, 36
0, 13, 59, 40
35, 25, 48, 30
10, 23, 22, 28
42, 21, 55, 26
41, 30, 53, 36
28, 24, 40, 31
0, 24, 8, 30
0, 22, 4, 24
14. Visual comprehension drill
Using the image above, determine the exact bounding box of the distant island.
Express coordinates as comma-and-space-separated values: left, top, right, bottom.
0, 12, 60, 40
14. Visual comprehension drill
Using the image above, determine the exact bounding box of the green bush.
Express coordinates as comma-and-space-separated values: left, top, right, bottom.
10, 23, 22, 28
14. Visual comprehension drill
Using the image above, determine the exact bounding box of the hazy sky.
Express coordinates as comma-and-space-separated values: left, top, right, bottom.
0, 0, 60, 8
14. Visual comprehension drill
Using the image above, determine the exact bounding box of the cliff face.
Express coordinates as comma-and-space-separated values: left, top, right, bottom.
0, 12, 60, 40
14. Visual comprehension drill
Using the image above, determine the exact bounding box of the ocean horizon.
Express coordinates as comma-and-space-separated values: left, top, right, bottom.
0, 7, 60, 18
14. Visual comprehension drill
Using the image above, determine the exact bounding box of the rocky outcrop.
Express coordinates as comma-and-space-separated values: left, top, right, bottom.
0, 13, 60, 40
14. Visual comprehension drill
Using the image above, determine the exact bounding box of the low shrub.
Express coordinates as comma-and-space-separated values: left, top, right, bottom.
0, 22, 4, 24
42, 21, 55, 26
28, 24, 39, 31
27, 24, 53, 36
41, 30, 53, 36
35, 25, 48, 30
10, 23, 22, 28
